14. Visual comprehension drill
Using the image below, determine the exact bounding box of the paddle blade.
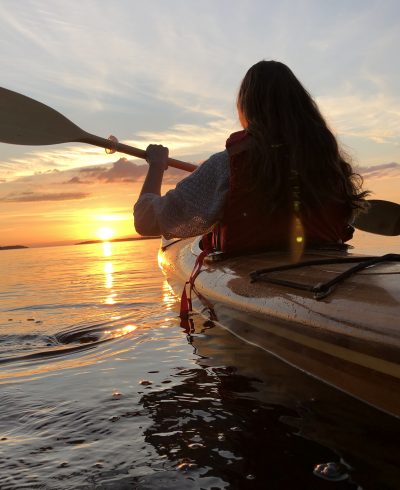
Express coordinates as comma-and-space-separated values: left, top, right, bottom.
0, 87, 85, 145
353, 199, 400, 236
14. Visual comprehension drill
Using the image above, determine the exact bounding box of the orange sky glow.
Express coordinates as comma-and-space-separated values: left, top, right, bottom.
0, 167, 181, 246
0, 159, 398, 248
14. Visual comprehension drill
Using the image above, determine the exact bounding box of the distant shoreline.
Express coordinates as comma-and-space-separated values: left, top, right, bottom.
76, 236, 161, 245
0, 237, 160, 250
0, 245, 29, 250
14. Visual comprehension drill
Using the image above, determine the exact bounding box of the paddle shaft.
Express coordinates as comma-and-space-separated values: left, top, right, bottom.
79, 133, 197, 172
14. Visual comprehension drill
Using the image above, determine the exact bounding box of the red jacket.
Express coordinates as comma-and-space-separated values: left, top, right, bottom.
209, 130, 353, 256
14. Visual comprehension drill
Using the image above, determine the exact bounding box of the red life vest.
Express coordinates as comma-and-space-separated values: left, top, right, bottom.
209, 130, 353, 256
180, 130, 353, 323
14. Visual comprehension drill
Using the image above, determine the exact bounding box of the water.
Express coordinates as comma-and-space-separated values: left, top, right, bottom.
0, 238, 399, 489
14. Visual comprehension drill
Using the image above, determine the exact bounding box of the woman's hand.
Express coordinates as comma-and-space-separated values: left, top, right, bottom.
138, 144, 169, 198
145, 144, 169, 171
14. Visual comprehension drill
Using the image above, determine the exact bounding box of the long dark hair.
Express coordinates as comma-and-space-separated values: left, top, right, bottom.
237, 60, 368, 216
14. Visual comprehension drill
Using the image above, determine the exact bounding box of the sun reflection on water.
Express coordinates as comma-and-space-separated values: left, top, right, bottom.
99, 242, 116, 304
162, 280, 177, 310
104, 324, 137, 339
104, 262, 113, 290
103, 241, 112, 257
105, 293, 117, 305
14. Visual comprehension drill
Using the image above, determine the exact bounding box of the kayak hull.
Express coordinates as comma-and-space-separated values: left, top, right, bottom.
159, 237, 400, 418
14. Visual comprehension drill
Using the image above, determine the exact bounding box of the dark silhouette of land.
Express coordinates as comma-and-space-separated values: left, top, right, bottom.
0, 245, 28, 250
0, 237, 160, 250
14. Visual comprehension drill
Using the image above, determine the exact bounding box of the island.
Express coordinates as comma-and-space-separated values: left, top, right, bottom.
0, 245, 29, 250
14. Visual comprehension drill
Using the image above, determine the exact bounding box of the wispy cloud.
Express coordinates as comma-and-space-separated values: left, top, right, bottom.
131, 118, 235, 157
0, 144, 123, 181
318, 93, 400, 144
0, 191, 90, 202
357, 161, 400, 179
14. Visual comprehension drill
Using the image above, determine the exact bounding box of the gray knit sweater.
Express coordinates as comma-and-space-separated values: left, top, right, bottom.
133, 150, 230, 238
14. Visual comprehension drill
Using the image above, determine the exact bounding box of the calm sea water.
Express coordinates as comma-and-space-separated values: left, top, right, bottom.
0, 237, 399, 490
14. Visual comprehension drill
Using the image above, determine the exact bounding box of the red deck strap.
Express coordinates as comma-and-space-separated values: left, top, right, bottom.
179, 235, 213, 325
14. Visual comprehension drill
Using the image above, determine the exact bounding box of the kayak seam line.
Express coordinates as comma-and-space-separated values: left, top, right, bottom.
217, 306, 400, 380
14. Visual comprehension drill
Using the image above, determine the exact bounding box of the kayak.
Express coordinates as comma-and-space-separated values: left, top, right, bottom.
159, 237, 400, 418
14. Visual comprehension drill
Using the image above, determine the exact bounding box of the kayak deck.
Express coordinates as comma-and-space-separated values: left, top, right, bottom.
159, 237, 400, 418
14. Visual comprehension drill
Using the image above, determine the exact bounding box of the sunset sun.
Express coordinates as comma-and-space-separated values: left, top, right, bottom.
96, 226, 114, 241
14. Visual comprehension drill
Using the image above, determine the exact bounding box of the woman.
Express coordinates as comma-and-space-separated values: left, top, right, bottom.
134, 60, 368, 256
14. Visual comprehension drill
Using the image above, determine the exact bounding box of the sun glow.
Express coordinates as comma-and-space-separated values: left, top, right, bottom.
97, 226, 114, 241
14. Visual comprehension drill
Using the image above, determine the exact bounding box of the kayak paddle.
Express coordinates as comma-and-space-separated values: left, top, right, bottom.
353, 199, 400, 236
1, 87, 399, 236
0, 87, 196, 172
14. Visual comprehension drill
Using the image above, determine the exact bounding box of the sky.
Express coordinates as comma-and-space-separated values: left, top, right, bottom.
0, 0, 399, 246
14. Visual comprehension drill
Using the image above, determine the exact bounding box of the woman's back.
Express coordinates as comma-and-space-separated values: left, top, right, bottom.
133, 60, 368, 254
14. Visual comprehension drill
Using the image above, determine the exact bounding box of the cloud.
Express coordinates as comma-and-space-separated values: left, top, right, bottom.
0, 144, 116, 182
79, 166, 108, 173
78, 158, 142, 182
64, 176, 91, 184
0, 191, 90, 202
357, 162, 400, 179
132, 117, 234, 156
70, 157, 188, 184
317, 93, 400, 145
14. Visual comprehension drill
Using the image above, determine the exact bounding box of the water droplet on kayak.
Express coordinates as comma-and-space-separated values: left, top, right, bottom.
313, 462, 349, 481
188, 442, 204, 449
177, 459, 197, 472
